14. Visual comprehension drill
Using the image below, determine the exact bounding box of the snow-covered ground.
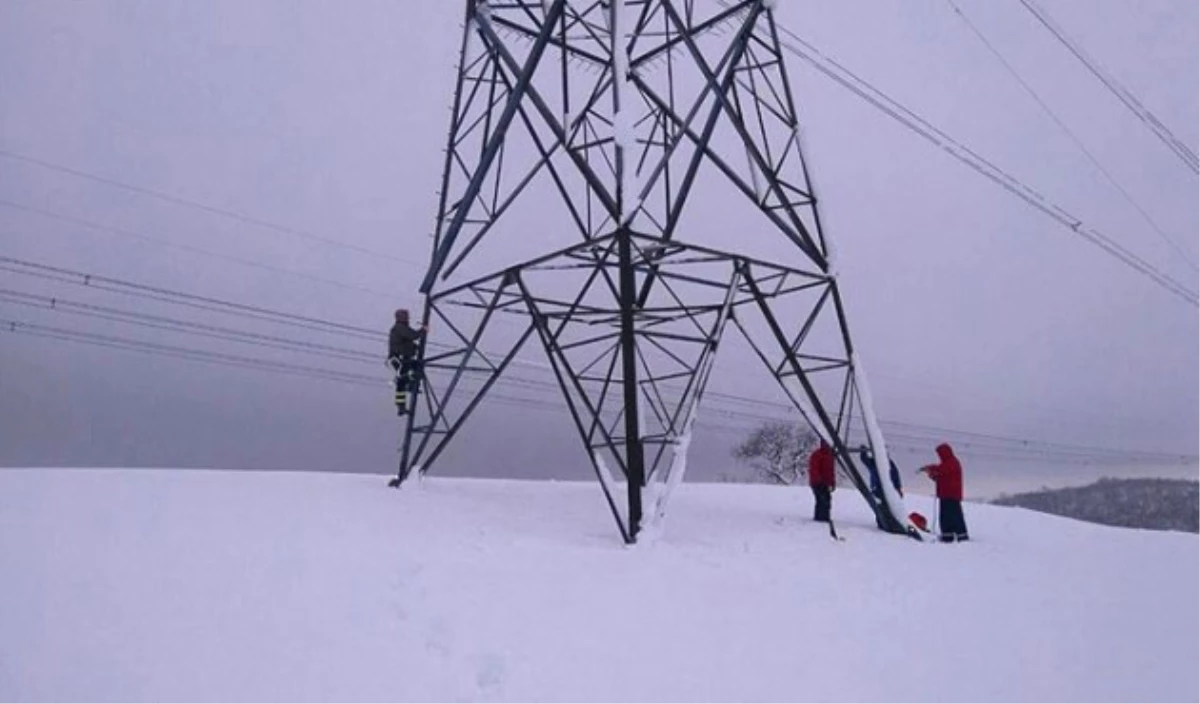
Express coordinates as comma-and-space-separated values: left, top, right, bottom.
1, 468, 1196, 702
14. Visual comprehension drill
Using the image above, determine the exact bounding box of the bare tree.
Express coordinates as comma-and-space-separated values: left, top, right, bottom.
732, 421, 819, 485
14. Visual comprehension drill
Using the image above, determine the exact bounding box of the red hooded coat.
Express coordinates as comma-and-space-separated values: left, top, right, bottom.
926, 443, 963, 500
808, 443, 836, 488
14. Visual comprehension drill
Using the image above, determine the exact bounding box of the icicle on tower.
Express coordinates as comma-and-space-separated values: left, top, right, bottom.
395, 0, 916, 544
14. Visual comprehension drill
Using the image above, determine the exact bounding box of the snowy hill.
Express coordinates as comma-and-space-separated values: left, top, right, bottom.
993, 477, 1199, 533
1, 468, 1196, 702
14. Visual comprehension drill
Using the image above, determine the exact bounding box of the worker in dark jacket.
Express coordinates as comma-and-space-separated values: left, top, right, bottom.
388, 308, 426, 416
860, 445, 903, 500
919, 443, 969, 542
808, 440, 836, 523
860, 445, 903, 529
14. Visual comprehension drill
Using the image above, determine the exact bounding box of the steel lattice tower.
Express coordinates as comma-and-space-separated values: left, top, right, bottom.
394, 0, 917, 544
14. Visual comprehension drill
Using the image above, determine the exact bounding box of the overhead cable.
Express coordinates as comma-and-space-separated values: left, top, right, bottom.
1017, 0, 1200, 174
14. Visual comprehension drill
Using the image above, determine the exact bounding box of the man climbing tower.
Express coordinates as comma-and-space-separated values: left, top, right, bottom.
387, 308, 425, 417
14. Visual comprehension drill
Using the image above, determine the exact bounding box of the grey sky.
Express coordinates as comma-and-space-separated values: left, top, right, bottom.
1, 1, 1196, 497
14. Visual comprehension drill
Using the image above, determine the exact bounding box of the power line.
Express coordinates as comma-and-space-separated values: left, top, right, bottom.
0, 281, 562, 396
0, 287, 380, 363
4, 309, 1190, 466
857, 428, 1193, 465
0, 317, 552, 415
0, 270, 611, 403
695, 417, 1194, 465
3, 256, 1190, 465
430, 349, 1179, 463
1017, 0, 1200, 175
680, 389, 1197, 463
945, 0, 1196, 272
0, 318, 383, 388
873, 419, 1165, 458
0, 199, 403, 301
0, 147, 427, 267
3, 12, 1191, 309
0, 318, 587, 419
761, 13, 1199, 307
418, 373, 1195, 465
0, 254, 387, 341
0, 253, 538, 375
0, 271, 703, 416
688, 384, 1193, 462
7, 261, 1183, 464
0, 253, 563, 369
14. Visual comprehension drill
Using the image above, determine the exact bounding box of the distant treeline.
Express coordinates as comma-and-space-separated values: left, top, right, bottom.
992, 477, 1199, 534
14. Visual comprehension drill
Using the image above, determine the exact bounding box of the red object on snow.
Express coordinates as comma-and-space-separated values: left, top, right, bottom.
909, 512, 929, 532
808, 442, 836, 488
923, 443, 964, 500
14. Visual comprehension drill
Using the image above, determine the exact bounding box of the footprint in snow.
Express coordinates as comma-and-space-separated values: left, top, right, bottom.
473, 653, 506, 695
424, 615, 456, 658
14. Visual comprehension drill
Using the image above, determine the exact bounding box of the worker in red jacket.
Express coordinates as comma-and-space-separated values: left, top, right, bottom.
808, 440, 836, 523
919, 443, 970, 542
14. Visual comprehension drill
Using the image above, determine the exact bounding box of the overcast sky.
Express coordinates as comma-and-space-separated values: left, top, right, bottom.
1, 0, 1196, 497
